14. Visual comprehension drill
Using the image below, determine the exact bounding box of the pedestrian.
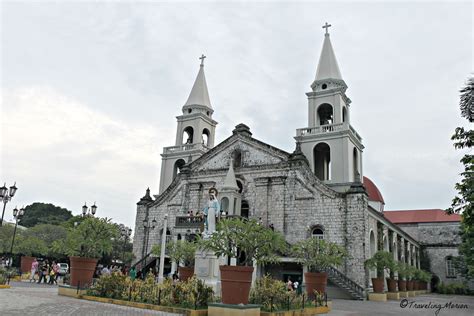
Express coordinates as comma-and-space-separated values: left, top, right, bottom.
287, 278, 293, 291
30, 258, 38, 283
38, 260, 48, 284
129, 266, 136, 281
48, 261, 58, 285
293, 280, 299, 293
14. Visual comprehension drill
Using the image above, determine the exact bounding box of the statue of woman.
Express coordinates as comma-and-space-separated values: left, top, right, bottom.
203, 188, 220, 237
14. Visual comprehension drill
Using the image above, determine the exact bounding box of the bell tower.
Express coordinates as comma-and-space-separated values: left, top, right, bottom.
159, 55, 218, 193
295, 24, 364, 190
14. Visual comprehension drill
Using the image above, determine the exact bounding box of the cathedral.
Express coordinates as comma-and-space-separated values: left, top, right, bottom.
132, 28, 461, 299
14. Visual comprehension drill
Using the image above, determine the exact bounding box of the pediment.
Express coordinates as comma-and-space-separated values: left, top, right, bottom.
190, 135, 290, 172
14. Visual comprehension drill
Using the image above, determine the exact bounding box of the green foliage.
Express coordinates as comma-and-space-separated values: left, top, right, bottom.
447, 76, 474, 278
53, 217, 119, 258
152, 239, 197, 267
364, 251, 394, 278
0, 267, 17, 285
249, 275, 317, 311
87, 272, 214, 308
291, 238, 347, 272
0, 225, 16, 253
18, 203, 73, 227
15, 224, 67, 257
199, 218, 287, 266
437, 282, 471, 295
397, 262, 410, 280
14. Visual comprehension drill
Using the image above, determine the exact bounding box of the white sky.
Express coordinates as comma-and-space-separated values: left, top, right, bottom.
1, 1, 472, 230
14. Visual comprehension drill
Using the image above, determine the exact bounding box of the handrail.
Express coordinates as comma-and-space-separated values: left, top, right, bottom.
324, 265, 365, 299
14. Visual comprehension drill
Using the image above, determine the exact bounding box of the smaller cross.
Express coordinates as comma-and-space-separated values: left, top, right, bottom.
199, 54, 206, 66
322, 22, 332, 34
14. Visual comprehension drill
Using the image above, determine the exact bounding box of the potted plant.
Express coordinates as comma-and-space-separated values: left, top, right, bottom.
386, 256, 398, 292
200, 218, 286, 305
397, 262, 408, 292
53, 217, 118, 287
291, 238, 347, 297
152, 239, 197, 281
364, 251, 394, 293
406, 265, 416, 291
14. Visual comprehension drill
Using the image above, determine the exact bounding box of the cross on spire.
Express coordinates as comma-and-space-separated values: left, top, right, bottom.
322, 22, 332, 34
199, 54, 206, 66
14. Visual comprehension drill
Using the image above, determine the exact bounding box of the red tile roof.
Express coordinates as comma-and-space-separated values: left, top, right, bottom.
384, 209, 461, 224
363, 176, 385, 204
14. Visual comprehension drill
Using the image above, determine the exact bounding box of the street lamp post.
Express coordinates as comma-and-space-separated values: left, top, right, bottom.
142, 217, 156, 274
121, 227, 132, 266
9, 206, 25, 266
0, 182, 18, 227
82, 202, 97, 217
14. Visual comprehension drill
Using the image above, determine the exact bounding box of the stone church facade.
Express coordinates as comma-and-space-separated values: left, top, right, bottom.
133, 31, 427, 299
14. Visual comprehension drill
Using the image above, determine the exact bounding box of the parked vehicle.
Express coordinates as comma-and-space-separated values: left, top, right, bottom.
58, 263, 69, 276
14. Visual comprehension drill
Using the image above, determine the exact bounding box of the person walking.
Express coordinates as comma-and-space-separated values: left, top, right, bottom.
48, 262, 58, 285
29, 258, 38, 283
38, 260, 48, 284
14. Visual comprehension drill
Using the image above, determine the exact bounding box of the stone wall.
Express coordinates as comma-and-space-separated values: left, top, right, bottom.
424, 246, 460, 285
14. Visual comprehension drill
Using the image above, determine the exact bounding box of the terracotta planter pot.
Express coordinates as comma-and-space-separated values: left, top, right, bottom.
20, 256, 35, 274
407, 280, 414, 291
398, 280, 407, 292
386, 278, 398, 292
371, 278, 385, 293
305, 272, 328, 298
220, 265, 254, 305
69, 256, 98, 287
178, 266, 194, 282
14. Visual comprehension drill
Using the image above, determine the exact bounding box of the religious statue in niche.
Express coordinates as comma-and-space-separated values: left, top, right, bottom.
202, 187, 220, 238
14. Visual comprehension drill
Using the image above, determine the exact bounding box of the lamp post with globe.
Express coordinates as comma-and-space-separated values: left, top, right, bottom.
0, 182, 18, 227
9, 206, 25, 266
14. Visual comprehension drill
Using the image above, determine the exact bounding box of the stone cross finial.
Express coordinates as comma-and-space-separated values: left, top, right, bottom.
322, 22, 332, 34
199, 54, 206, 66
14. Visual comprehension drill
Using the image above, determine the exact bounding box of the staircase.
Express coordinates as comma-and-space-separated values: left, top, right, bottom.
131, 252, 156, 276
324, 266, 365, 300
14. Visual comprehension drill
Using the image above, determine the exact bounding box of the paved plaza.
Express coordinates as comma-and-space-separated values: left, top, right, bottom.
0, 282, 180, 316
0, 282, 473, 315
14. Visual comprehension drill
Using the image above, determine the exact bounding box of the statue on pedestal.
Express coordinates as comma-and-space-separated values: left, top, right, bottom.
203, 188, 220, 238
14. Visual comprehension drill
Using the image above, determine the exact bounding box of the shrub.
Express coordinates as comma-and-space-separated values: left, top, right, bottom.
249, 275, 315, 312
291, 238, 347, 272
87, 273, 214, 308
364, 251, 394, 278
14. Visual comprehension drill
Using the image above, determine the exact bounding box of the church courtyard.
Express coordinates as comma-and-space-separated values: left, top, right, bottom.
0, 281, 472, 316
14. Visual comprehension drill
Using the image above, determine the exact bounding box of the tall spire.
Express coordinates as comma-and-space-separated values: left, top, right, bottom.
223, 159, 239, 190
184, 54, 212, 109
315, 24, 343, 81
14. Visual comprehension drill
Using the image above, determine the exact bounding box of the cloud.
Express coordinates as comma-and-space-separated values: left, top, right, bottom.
0, 86, 164, 225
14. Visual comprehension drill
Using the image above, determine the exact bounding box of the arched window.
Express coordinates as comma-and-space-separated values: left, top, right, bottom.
446, 256, 456, 278
232, 150, 242, 168
353, 148, 359, 181
182, 126, 194, 144
313, 143, 331, 181
173, 159, 186, 178
311, 226, 324, 240
241, 200, 249, 218
220, 197, 229, 213
342, 106, 347, 123
317, 103, 333, 125
202, 128, 210, 146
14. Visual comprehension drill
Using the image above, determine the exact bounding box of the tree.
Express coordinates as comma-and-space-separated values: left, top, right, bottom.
0, 225, 17, 254
53, 217, 119, 258
447, 76, 474, 277
15, 224, 67, 257
18, 203, 73, 227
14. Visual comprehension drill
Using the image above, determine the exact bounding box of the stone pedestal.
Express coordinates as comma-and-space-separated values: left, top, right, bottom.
399, 291, 409, 298
194, 249, 226, 296
387, 292, 400, 300
368, 293, 387, 302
